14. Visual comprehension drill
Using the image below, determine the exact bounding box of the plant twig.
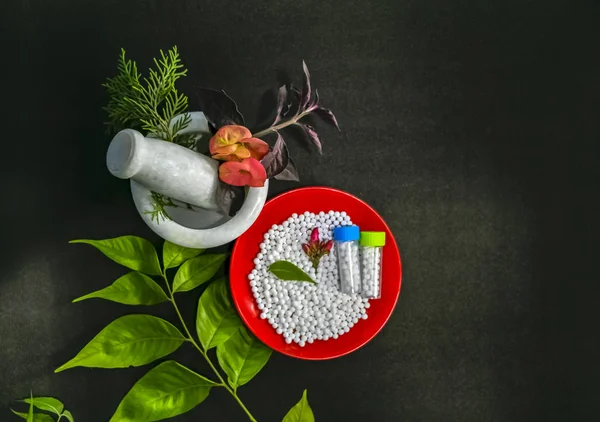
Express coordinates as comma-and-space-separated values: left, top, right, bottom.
160, 272, 258, 422
253, 109, 313, 138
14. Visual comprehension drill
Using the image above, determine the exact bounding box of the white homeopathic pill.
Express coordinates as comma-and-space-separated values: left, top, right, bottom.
248, 211, 370, 346
333, 225, 361, 295
359, 231, 386, 299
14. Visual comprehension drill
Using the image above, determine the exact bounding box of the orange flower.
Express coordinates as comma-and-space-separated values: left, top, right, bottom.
209, 125, 269, 162
219, 158, 267, 187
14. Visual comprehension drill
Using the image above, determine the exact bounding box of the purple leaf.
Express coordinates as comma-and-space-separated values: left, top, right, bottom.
272, 85, 288, 126
261, 132, 290, 179
215, 181, 244, 216
215, 181, 235, 216
274, 156, 300, 182
313, 107, 341, 131
300, 61, 312, 109
194, 87, 244, 130
297, 122, 322, 154
290, 84, 301, 99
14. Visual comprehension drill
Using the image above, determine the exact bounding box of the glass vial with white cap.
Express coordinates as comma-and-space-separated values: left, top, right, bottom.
333, 225, 361, 294
359, 231, 386, 299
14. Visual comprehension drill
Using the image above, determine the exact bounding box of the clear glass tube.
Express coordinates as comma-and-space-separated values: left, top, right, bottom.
360, 245, 383, 299
336, 240, 361, 294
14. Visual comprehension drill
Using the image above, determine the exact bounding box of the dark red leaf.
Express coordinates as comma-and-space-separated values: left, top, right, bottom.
310, 227, 320, 243
194, 87, 244, 130
290, 84, 301, 99
274, 156, 300, 182
313, 107, 341, 131
216, 181, 235, 216
272, 85, 288, 126
300, 61, 312, 109
261, 132, 290, 179
297, 122, 322, 153
215, 182, 245, 216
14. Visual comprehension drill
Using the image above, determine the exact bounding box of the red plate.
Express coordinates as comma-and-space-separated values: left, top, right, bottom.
230, 187, 402, 360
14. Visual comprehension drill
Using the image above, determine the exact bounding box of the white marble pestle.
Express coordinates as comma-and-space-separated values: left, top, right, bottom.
107, 128, 220, 210
105, 112, 268, 248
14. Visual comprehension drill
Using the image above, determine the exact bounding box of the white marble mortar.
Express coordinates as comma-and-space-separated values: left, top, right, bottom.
105, 112, 268, 248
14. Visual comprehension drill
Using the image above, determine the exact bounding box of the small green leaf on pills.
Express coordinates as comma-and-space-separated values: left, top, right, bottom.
268, 261, 315, 284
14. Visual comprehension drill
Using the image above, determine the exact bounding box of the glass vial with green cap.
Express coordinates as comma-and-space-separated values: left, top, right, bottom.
360, 231, 386, 299
333, 225, 361, 294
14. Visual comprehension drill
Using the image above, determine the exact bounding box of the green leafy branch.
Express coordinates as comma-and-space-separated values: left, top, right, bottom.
103, 47, 200, 223
144, 192, 175, 223
12, 396, 74, 422
103, 47, 191, 143
34, 235, 316, 421
144, 192, 198, 224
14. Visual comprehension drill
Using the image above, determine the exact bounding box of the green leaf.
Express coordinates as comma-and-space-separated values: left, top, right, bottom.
103, 47, 190, 141
70, 236, 161, 275
172, 254, 227, 293
196, 278, 241, 350
62, 410, 74, 422
162, 241, 204, 269
72, 271, 168, 306
282, 390, 315, 422
27, 393, 34, 422
110, 360, 217, 422
216, 326, 272, 388
55, 315, 185, 372
23, 397, 63, 415
268, 261, 315, 284
11, 409, 25, 419
11, 410, 54, 422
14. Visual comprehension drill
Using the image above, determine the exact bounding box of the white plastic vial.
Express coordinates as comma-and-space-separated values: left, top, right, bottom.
359, 231, 386, 299
333, 225, 361, 294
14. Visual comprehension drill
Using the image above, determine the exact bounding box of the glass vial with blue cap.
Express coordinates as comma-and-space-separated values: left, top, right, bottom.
333, 225, 361, 294
360, 231, 386, 299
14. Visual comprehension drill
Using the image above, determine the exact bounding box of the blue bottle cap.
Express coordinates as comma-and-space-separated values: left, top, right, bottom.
333, 225, 360, 241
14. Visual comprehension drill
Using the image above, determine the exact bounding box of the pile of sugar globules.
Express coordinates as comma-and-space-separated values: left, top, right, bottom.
248, 210, 386, 347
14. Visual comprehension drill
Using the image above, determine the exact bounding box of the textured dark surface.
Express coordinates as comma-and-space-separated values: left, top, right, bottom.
1, 0, 599, 421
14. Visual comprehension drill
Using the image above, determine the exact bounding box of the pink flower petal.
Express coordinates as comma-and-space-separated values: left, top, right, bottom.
219, 161, 251, 186
310, 227, 320, 243
211, 143, 239, 161
239, 137, 269, 160
244, 157, 267, 187
218, 158, 266, 187
233, 144, 251, 160
209, 125, 252, 155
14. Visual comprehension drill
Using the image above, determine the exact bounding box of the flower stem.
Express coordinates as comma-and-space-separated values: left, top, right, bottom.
252, 109, 312, 138
161, 272, 258, 422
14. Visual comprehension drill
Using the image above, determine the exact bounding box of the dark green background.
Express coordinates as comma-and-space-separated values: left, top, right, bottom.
2, 0, 599, 421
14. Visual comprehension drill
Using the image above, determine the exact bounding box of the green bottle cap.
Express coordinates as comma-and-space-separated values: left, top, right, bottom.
359, 231, 386, 247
